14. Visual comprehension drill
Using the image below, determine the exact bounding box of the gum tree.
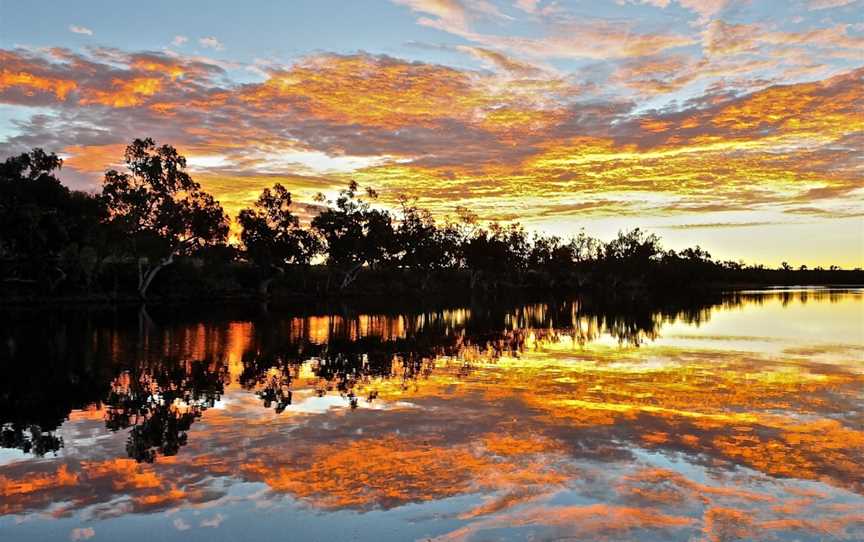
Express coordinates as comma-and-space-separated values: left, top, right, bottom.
238, 183, 322, 295
101, 138, 228, 299
0, 149, 108, 292
311, 181, 395, 289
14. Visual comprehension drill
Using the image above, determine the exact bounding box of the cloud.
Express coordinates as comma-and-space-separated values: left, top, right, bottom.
513, 0, 540, 13
173, 518, 191, 531
678, 0, 734, 22
630, 0, 735, 22
783, 206, 864, 219
393, 0, 697, 60
199, 36, 224, 50
0, 45, 861, 231
432, 503, 694, 541
457, 46, 548, 77
69, 25, 93, 36
393, 0, 511, 35
457, 19, 696, 60
808, 0, 859, 9
69, 528, 95, 541
662, 221, 783, 229
200, 513, 225, 528
172, 35, 189, 46
701, 20, 864, 66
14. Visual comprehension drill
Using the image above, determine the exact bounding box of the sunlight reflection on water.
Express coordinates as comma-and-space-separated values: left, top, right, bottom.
0, 288, 862, 541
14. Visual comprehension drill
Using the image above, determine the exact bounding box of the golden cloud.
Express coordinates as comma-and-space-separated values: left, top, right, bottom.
0, 46, 861, 252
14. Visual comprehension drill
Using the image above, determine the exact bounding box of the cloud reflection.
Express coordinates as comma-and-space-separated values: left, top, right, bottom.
0, 290, 862, 540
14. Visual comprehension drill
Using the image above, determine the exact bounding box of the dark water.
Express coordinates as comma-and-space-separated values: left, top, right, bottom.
1, 289, 862, 541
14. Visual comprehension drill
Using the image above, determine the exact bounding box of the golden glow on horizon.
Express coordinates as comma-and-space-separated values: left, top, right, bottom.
0, 41, 862, 266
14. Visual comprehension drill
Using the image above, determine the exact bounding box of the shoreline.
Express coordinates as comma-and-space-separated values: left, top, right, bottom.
2, 281, 861, 311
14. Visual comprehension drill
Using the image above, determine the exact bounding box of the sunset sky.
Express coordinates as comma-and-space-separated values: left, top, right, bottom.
1, 0, 862, 267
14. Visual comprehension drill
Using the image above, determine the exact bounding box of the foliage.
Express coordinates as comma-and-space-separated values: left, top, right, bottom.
238, 183, 322, 293
238, 183, 321, 267
0, 149, 108, 292
1, 142, 859, 301
311, 181, 395, 288
101, 138, 229, 298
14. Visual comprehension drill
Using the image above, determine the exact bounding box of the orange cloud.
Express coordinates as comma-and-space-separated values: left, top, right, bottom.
0, 45, 861, 264
433, 503, 694, 541
0, 70, 77, 100
0, 464, 78, 498
239, 54, 486, 129
0, 50, 78, 102
79, 77, 162, 107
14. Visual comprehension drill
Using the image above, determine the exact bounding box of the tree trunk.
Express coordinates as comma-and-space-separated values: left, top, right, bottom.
48, 266, 67, 293
137, 304, 154, 336
469, 270, 481, 290
138, 254, 174, 299
258, 265, 285, 297
258, 277, 275, 296
340, 262, 364, 290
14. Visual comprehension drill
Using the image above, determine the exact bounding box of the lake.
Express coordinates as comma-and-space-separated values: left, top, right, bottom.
1, 288, 862, 541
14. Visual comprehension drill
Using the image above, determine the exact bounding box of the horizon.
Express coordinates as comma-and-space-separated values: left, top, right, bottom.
1, 0, 863, 267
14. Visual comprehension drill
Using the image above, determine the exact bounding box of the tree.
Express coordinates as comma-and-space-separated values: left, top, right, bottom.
0, 149, 107, 293
104, 358, 227, 463
101, 138, 228, 299
570, 230, 602, 263
463, 222, 529, 289
528, 233, 580, 286
311, 181, 395, 289
604, 228, 662, 263
238, 183, 322, 295
393, 197, 461, 289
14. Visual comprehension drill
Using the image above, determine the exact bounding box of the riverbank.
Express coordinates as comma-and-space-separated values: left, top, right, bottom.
2, 265, 861, 310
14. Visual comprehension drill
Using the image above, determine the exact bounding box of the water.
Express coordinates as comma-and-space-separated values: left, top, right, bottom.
1, 288, 862, 541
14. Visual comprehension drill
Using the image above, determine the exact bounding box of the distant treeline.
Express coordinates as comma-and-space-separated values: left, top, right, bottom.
1, 138, 860, 302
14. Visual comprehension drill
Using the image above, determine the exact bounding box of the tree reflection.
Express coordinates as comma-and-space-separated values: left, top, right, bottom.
0, 289, 850, 461
0, 424, 63, 456
239, 351, 300, 414
0, 310, 112, 456
232, 295, 711, 409
104, 359, 228, 462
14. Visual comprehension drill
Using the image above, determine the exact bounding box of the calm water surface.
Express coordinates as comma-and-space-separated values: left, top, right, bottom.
1, 289, 862, 541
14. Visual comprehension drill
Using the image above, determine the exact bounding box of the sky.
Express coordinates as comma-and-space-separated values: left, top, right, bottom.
0, 0, 862, 267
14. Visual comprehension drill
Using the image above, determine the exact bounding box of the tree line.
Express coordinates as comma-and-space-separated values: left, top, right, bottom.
1, 138, 859, 301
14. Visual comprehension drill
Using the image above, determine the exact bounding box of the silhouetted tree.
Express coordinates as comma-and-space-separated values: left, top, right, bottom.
0, 149, 108, 293
600, 228, 663, 287
312, 181, 395, 289
463, 222, 529, 289
393, 198, 462, 289
528, 233, 580, 287
604, 228, 662, 263
238, 183, 322, 295
1, 144, 859, 300
101, 138, 229, 299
